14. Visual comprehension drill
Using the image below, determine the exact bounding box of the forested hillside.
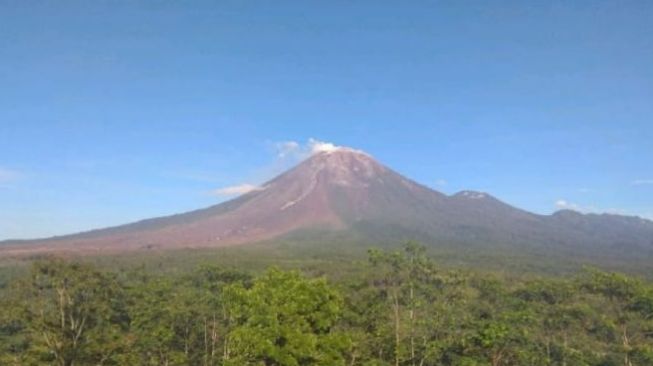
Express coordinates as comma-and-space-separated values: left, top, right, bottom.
1, 244, 652, 365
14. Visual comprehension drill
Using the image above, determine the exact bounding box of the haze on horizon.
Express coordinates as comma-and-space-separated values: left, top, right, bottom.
1, 1, 652, 240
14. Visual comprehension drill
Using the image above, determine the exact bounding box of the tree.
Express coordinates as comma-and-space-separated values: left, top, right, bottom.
580, 269, 650, 366
366, 242, 467, 366
12, 259, 129, 366
224, 267, 349, 365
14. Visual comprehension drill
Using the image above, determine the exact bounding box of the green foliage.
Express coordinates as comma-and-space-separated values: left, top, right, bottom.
2, 259, 129, 365
224, 268, 348, 365
2, 244, 653, 365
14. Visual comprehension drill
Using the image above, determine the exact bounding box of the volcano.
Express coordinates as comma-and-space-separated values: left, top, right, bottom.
2, 147, 653, 256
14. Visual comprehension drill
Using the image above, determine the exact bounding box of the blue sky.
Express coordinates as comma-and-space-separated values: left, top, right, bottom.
1, 1, 652, 239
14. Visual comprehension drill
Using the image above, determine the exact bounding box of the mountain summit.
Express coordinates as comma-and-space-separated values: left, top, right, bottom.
3, 148, 653, 256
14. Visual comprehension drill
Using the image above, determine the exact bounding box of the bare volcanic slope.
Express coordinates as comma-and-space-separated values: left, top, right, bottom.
2, 148, 436, 254
2, 148, 653, 255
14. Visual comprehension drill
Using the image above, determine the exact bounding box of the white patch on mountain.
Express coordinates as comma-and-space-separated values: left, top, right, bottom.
211, 184, 265, 196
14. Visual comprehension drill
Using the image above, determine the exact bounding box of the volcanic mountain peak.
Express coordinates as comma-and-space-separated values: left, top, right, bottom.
308, 146, 374, 164
282, 148, 386, 188
3, 145, 653, 258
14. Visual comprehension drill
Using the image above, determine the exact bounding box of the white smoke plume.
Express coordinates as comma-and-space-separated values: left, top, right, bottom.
274, 138, 357, 161
308, 138, 341, 154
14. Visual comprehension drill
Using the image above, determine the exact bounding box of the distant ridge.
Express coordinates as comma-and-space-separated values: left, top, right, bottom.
2, 147, 653, 257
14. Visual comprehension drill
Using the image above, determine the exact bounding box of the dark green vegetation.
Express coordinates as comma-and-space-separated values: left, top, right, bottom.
1, 243, 653, 366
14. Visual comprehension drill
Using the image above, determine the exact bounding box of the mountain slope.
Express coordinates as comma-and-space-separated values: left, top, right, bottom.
2, 148, 653, 256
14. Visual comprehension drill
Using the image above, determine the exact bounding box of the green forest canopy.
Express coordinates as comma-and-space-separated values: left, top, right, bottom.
1, 243, 653, 366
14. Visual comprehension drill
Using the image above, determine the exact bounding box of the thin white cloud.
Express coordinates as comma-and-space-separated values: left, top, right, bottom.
555, 199, 580, 210
578, 187, 593, 193
0, 167, 21, 185
556, 199, 610, 213
602, 208, 628, 215
210, 184, 264, 196
435, 179, 447, 187
632, 179, 653, 186
275, 141, 301, 158
554, 199, 646, 218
